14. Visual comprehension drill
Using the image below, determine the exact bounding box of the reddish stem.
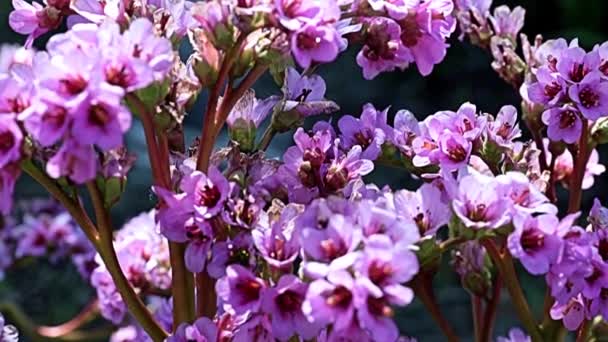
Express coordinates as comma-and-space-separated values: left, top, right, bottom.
412, 275, 460, 342
37, 300, 99, 338
472, 295, 483, 342
481, 274, 502, 342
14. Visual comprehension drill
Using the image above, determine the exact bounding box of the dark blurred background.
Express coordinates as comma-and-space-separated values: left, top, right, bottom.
1, 0, 608, 340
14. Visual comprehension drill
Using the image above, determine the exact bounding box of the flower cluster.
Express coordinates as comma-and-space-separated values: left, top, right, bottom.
4, 0, 608, 341
0, 17, 173, 214
0, 198, 96, 280
525, 39, 608, 143
92, 211, 171, 324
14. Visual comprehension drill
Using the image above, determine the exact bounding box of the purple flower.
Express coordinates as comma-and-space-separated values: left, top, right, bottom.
589, 198, 608, 231
527, 67, 567, 106
291, 24, 341, 69
508, 213, 563, 275
0, 117, 22, 169
20, 89, 69, 147
488, 5, 525, 42
262, 275, 321, 341
227, 89, 275, 129
356, 17, 412, 80
183, 221, 214, 273
393, 183, 450, 236
368, 0, 416, 20
277, 67, 339, 118
497, 328, 531, 342
168, 317, 218, 342
46, 140, 97, 184
353, 281, 399, 342
232, 314, 273, 342
299, 213, 361, 263
557, 47, 600, 84
452, 172, 510, 229
252, 213, 300, 271
275, 0, 340, 31
122, 19, 174, 81
496, 172, 557, 216
398, 0, 456, 76
338, 104, 391, 160
323, 144, 374, 193
356, 234, 418, 298
303, 269, 356, 333
181, 167, 230, 219
9, 0, 60, 47
568, 72, 608, 120
541, 105, 582, 144
434, 131, 472, 170
208, 233, 255, 279
550, 295, 586, 331
0, 164, 20, 215
216, 265, 266, 316
71, 83, 131, 151
487, 105, 522, 147
392, 109, 420, 156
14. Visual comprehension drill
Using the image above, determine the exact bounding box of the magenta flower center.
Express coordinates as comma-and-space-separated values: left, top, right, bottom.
569, 63, 589, 82
354, 130, 373, 149
0, 131, 15, 152
598, 238, 608, 261
558, 110, 577, 129
364, 23, 397, 61
297, 32, 321, 50
88, 105, 112, 127
197, 184, 221, 208
368, 260, 393, 285
367, 296, 393, 317
496, 122, 513, 139
60, 76, 88, 95
106, 64, 135, 88
520, 228, 544, 253
579, 87, 600, 108
303, 148, 325, 167
544, 82, 562, 99
7, 96, 28, 114
326, 286, 352, 309
468, 203, 487, 222
601, 60, 608, 76
43, 106, 67, 128
185, 224, 207, 241
276, 290, 303, 313
320, 238, 345, 260
235, 278, 262, 303
400, 15, 422, 47
298, 161, 317, 188
447, 144, 467, 162
324, 166, 349, 192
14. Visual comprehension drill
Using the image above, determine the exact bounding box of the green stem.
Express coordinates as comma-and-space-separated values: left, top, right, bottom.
21, 160, 99, 246
256, 126, 277, 151
86, 182, 168, 341
481, 239, 543, 342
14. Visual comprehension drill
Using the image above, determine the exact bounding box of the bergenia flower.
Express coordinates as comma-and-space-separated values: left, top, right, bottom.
338, 104, 391, 160
487, 105, 522, 147
216, 264, 266, 316
568, 72, 608, 120
356, 17, 412, 80
0, 117, 22, 169
303, 269, 356, 333
541, 105, 582, 144
508, 213, 563, 275
279, 67, 339, 117
262, 275, 322, 341
488, 5, 526, 42
497, 328, 531, 342
452, 171, 511, 229
393, 183, 450, 236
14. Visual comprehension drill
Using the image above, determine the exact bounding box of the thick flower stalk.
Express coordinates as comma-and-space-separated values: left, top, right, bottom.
0, 0, 608, 342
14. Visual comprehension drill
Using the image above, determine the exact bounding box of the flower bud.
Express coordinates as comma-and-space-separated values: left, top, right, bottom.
416, 237, 442, 273
191, 1, 236, 50
491, 37, 526, 88
592, 117, 608, 145
229, 118, 256, 153
188, 29, 220, 88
